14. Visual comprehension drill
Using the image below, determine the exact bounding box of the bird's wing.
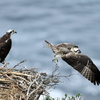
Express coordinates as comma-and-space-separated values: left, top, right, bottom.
61, 53, 100, 85
0, 33, 10, 43
0, 39, 12, 63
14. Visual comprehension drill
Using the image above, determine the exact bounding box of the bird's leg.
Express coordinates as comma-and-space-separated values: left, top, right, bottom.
1, 60, 9, 68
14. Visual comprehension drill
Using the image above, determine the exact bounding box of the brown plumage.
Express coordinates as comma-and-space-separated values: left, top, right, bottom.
45, 40, 100, 85
0, 29, 16, 63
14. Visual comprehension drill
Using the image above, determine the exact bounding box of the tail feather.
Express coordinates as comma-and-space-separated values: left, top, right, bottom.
44, 40, 54, 49
45, 40, 59, 54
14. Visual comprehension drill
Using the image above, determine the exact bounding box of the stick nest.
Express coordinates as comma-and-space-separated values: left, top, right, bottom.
0, 60, 61, 100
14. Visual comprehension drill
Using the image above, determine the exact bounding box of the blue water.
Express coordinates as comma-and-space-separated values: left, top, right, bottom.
0, 0, 100, 100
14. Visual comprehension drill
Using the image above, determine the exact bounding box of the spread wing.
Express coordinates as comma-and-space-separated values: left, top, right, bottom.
0, 39, 12, 63
61, 53, 100, 85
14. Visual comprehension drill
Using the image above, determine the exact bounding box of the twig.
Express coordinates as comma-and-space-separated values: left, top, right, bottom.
2, 72, 35, 78
26, 83, 43, 100
52, 65, 59, 76
13, 60, 27, 68
0, 59, 73, 100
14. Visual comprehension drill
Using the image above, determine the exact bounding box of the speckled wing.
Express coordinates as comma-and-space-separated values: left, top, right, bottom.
0, 32, 11, 43
61, 53, 100, 85
0, 39, 12, 63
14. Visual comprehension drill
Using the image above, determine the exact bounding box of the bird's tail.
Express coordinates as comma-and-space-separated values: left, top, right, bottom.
44, 40, 58, 54
44, 40, 54, 48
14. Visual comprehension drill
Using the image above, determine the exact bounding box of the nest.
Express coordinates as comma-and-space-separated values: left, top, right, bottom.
0, 60, 62, 100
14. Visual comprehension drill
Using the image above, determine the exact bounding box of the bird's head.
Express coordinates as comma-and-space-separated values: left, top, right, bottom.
6, 29, 17, 38
6, 29, 17, 34
6, 29, 17, 35
67, 44, 81, 54
54, 44, 81, 59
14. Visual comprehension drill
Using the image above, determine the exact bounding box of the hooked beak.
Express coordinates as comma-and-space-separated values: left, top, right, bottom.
76, 49, 81, 53
12, 30, 17, 33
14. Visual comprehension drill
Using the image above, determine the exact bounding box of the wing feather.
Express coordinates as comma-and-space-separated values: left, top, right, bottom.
61, 53, 100, 85
0, 39, 11, 63
0, 33, 10, 43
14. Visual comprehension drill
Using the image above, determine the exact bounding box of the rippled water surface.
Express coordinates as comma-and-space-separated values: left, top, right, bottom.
0, 0, 100, 100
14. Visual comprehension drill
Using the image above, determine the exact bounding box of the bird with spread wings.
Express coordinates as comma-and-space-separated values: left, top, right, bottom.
45, 40, 100, 85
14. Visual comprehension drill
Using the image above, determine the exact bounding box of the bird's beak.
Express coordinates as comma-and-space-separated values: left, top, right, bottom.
12, 30, 17, 33
77, 49, 81, 53
14, 31, 17, 33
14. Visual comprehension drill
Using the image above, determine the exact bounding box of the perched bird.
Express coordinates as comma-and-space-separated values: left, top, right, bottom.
0, 29, 17, 64
45, 40, 100, 85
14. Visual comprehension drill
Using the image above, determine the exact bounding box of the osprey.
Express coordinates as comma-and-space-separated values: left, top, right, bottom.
45, 40, 100, 85
0, 29, 17, 64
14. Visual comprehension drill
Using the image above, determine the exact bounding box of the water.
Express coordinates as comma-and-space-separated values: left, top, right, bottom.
0, 0, 100, 100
